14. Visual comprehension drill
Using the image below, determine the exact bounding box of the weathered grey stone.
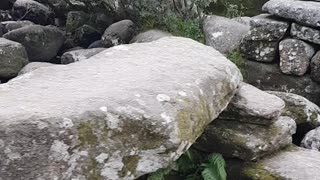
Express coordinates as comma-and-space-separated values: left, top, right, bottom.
61, 48, 106, 64
102, 20, 137, 48
291, 23, 320, 45
18, 62, 56, 75
240, 147, 320, 180
3, 25, 65, 62
12, 0, 55, 25
240, 39, 278, 62
279, 38, 315, 76
267, 91, 320, 128
130, 30, 172, 43
1, 20, 34, 33
0, 38, 28, 79
244, 60, 320, 106
262, 0, 320, 28
219, 82, 285, 125
203, 15, 250, 54
311, 50, 320, 83
0, 37, 242, 180
301, 127, 320, 151
247, 14, 289, 41
195, 116, 296, 161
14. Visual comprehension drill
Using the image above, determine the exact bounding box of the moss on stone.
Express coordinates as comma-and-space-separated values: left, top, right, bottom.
78, 122, 98, 147
310, 111, 318, 123
241, 163, 280, 180
120, 155, 141, 176
85, 157, 103, 180
283, 105, 307, 125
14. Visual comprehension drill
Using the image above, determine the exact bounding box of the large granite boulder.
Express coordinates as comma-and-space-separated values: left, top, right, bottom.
291, 23, 320, 45
262, 0, 320, 28
203, 15, 250, 54
279, 38, 315, 76
195, 116, 296, 161
218, 82, 285, 125
244, 60, 320, 106
0, 38, 28, 80
0, 37, 241, 180
3, 25, 65, 62
12, 0, 55, 25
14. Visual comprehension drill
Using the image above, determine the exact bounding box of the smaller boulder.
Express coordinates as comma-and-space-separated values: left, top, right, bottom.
130, 30, 172, 43
267, 91, 320, 128
240, 39, 278, 62
291, 23, 320, 45
60, 48, 106, 64
195, 116, 296, 161
18, 62, 56, 75
0, 38, 28, 79
74, 24, 101, 48
219, 82, 285, 125
311, 50, 320, 82
246, 14, 289, 41
232, 16, 252, 26
301, 127, 320, 151
203, 15, 250, 54
12, 0, 55, 25
3, 25, 65, 62
102, 19, 136, 47
279, 38, 315, 76
1, 20, 34, 33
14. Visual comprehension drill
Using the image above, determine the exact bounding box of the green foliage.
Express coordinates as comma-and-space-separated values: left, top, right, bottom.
227, 49, 247, 80
147, 148, 227, 180
140, 16, 204, 42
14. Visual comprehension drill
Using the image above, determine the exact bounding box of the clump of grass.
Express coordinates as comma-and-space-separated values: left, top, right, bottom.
227, 49, 247, 80
139, 15, 204, 43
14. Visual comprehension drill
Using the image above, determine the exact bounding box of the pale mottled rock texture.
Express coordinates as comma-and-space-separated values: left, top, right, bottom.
291, 23, 320, 45
0, 37, 241, 180
279, 38, 315, 76
301, 127, 320, 151
18, 62, 56, 75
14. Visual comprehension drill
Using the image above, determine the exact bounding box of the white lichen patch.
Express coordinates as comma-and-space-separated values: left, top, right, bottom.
49, 140, 70, 161
211, 32, 224, 38
178, 91, 187, 97
96, 153, 109, 164
60, 118, 74, 129
161, 112, 172, 124
156, 94, 171, 102
99, 106, 108, 112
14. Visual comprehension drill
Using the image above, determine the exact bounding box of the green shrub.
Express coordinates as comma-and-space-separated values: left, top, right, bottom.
147, 148, 227, 180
